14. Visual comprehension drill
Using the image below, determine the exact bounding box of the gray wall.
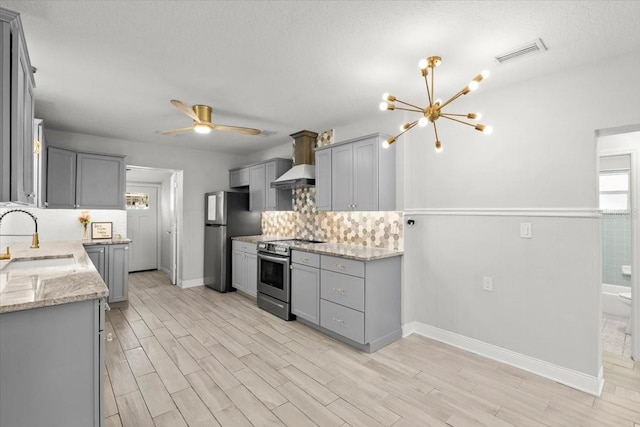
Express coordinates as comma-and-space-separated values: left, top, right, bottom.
45, 129, 246, 284
400, 49, 640, 378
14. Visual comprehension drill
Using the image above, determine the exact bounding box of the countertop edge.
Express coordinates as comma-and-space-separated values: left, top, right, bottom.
0, 289, 108, 314
291, 245, 404, 261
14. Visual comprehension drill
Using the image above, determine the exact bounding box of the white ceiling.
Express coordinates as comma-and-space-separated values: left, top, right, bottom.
2, 1, 639, 155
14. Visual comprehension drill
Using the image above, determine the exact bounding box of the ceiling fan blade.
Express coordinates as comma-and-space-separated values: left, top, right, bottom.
170, 99, 200, 123
212, 124, 262, 135
160, 126, 194, 135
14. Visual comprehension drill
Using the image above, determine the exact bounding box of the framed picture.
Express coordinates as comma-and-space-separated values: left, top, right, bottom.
91, 222, 113, 240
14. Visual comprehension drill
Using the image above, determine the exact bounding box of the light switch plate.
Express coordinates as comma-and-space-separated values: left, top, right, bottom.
482, 276, 493, 292
520, 222, 532, 238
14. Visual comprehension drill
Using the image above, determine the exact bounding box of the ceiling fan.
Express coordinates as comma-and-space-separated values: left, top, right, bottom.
160, 99, 261, 136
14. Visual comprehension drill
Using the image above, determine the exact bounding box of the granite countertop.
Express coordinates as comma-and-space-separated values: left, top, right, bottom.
82, 238, 132, 245
291, 242, 403, 261
232, 235, 403, 261
232, 235, 293, 244
0, 241, 108, 314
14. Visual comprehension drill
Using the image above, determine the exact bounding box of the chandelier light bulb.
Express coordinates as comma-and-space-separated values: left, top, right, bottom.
435, 140, 442, 152
481, 70, 490, 79
483, 125, 494, 135
400, 123, 411, 131
418, 117, 428, 127
467, 80, 479, 91
382, 140, 390, 149
379, 102, 390, 111
467, 112, 481, 120
382, 93, 396, 102
194, 124, 211, 134
434, 99, 442, 106
418, 58, 428, 70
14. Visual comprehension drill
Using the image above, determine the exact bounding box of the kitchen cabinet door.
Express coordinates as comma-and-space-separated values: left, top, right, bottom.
352, 138, 378, 211
245, 252, 258, 297
76, 152, 125, 209
229, 167, 250, 187
315, 148, 332, 211
11, 30, 34, 205
265, 160, 277, 210
45, 146, 77, 208
231, 249, 246, 292
107, 244, 129, 303
331, 143, 353, 211
291, 262, 320, 325
85, 245, 106, 282
249, 163, 266, 211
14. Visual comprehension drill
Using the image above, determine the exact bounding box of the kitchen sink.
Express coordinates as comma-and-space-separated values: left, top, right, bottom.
2, 256, 76, 271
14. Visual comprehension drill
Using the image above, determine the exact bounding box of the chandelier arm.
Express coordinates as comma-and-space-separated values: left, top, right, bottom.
439, 89, 466, 110
423, 74, 433, 106
394, 99, 425, 111
432, 121, 440, 142
441, 113, 475, 117
431, 66, 436, 105
393, 106, 425, 113
439, 115, 476, 128
392, 120, 420, 139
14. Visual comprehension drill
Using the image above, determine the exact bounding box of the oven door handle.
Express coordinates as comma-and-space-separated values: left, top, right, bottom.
258, 253, 289, 264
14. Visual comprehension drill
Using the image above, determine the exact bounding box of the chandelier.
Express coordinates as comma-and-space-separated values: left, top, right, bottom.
379, 56, 492, 152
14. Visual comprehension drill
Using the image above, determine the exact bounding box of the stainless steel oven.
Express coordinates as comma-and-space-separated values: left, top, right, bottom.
256, 239, 322, 321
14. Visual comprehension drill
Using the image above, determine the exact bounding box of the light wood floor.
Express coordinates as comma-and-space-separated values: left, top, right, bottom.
104, 271, 640, 427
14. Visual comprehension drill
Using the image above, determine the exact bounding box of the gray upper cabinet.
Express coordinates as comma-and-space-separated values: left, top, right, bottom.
249, 163, 266, 211
46, 146, 76, 208
76, 152, 125, 209
246, 158, 292, 211
229, 166, 250, 188
316, 133, 396, 211
45, 146, 125, 209
1, 9, 36, 205
315, 148, 332, 211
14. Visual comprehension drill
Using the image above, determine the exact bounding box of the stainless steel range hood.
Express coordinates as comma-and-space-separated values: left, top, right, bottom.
271, 130, 318, 190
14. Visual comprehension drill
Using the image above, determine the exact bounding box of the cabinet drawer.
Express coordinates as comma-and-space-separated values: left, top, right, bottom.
320, 269, 364, 311
321, 255, 364, 277
320, 299, 364, 344
291, 250, 320, 268
232, 240, 256, 253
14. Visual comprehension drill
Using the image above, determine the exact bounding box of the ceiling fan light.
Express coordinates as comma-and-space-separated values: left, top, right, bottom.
194, 124, 211, 134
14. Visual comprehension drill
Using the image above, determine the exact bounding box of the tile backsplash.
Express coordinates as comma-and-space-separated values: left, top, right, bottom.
262, 188, 403, 251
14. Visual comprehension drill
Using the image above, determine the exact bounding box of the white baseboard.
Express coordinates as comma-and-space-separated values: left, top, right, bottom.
158, 267, 171, 276
177, 277, 203, 289
402, 321, 604, 397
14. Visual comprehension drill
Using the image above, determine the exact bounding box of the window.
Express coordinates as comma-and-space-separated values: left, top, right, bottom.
599, 170, 630, 212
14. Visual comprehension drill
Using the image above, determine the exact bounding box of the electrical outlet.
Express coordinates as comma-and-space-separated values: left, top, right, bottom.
520, 222, 532, 238
482, 276, 493, 292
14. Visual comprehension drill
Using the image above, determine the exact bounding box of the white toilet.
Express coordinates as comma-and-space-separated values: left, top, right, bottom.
618, 292, 632, 334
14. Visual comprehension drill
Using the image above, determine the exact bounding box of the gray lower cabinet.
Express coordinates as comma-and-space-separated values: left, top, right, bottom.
231, 240, 257, 297
291, 250, 320, 325
294, 251, 402, 353
0, 298, 105, 427
85, 243, 129, 304
315, 133, 396, 211
45, 146, 125, 209
1, 8, 36, 205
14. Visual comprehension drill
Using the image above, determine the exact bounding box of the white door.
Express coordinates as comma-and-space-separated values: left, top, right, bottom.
127, 184, 158, 272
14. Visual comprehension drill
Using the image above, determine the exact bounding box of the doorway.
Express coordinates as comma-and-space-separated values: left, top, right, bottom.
126, 166, 182, 285
597, 125, 640, 361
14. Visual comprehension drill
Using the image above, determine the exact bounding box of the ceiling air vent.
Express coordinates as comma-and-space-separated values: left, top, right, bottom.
494, 38, 547, 64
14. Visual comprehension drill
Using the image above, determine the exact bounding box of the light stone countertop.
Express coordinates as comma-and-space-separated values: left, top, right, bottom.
82, 238, 132, 245
232, 235, 293, 244
231, 235, 403, 261
291, 242, 403, 261
0, 241, 108, 314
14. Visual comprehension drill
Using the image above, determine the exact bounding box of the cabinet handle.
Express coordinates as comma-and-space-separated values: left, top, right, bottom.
332, 317, 345, 324
302, 257, 309, 262
44, 202, 48, 207
332, 287, 346, 294
105, 302, 111, 311
106, 333, 113, 342
124, 247, 129, 251
333, 263, 346, 270
100, 249, 104, 253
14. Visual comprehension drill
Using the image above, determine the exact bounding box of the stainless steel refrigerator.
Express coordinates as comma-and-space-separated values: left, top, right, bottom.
204, 191, 261, 292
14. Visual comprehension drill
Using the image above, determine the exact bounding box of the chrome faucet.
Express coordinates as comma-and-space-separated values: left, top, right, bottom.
0, 209, 40, 259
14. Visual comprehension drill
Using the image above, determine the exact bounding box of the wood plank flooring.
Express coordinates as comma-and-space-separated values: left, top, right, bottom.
105, 271, 640, 426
